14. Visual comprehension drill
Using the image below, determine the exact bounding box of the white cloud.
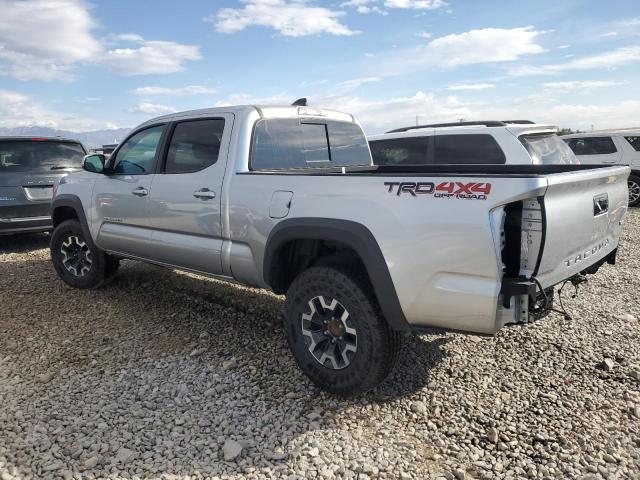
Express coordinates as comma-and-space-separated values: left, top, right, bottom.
509, 46, 640, 76
0, 90, 112, 130
556, 44, 570, 49
208, 0, 358, 36
424, 27, 545, 68
341, 0, 387, 14
132, 85, 216, 96
416, 31, 432, 38
600, 31, 618, 37
322, 91, 469, 132
347, 94, 640, 133
128, 102, 178, 115
447, 83, 495, 91
378, 27, 545, 75
336, 76, 382, 90
0, 2, 203, 80
104, 37, 202, 76
541, 80, 623, 93
343, 0, 445, 13
384, 0, 446, 9
204, 88, 640, 133
0, 0, 101, 80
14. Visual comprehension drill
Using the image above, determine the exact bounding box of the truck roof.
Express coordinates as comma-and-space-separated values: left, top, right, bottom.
138, 105, 356, 130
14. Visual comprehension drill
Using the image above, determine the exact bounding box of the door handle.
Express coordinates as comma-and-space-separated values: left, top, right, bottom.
132, 187, 148, 197
193, 188, 216, 199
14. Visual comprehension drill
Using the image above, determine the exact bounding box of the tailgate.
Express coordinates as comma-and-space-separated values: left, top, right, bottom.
535, 165, 629, 287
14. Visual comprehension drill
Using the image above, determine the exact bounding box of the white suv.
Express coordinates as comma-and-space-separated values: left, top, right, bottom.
561, 129, 640, 207
369, 120, 577, 168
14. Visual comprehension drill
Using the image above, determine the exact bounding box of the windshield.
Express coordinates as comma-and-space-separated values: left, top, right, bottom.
520, 133, 578, 165
0, 140, 86, 173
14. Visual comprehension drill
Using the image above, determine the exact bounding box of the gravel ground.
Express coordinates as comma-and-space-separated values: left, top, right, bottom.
1, 211, 639, 480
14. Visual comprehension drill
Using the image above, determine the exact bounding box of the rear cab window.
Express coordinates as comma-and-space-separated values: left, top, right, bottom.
250, 118, 370, 170
521, 134, 577, 164
0, 140, 86, 173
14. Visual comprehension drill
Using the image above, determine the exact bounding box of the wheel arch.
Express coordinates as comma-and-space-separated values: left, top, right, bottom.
264, 218, 409, 331
51, 194, 96, 248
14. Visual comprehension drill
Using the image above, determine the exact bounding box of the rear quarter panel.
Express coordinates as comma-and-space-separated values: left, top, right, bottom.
228, 173, 548, 333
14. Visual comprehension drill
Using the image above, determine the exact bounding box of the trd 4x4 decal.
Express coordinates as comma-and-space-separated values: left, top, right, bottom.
384, 181, 492, 200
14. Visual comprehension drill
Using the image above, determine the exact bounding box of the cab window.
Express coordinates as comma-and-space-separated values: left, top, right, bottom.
110, 125, 165, 175
164, 119, 225, 174
250, 119, 370, 170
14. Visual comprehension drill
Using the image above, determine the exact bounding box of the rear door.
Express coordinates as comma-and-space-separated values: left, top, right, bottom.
146, 114, 233, 274
535, 165, 629, 288
93, 124, 166, 257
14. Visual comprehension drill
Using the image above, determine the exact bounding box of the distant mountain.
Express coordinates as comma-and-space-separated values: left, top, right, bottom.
0, 126, 131, 148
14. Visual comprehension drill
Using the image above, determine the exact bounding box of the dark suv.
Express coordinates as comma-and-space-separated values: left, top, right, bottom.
0, 137, 86, 235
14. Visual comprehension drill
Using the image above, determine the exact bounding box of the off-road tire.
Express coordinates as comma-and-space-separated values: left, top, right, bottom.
283, 264, 402, 396
628, 173, 640, 208
51, 219, 119, 289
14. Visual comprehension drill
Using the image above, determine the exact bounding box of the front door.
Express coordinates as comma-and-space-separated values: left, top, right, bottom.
147, 115, 233, 274
93, 124, 166, 257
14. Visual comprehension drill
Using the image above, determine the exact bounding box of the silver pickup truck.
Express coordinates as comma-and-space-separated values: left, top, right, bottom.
50, 104, 629, 395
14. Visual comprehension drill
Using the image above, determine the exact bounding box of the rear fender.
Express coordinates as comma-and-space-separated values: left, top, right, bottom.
264, 218, 409, 331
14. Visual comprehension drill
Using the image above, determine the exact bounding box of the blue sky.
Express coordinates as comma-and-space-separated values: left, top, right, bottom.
0, 0, 639, 134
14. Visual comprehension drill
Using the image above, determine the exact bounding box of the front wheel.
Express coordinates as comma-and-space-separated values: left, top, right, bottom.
283, 265, 402, 396
628, 174, 640, 208
51, 219, 119, 289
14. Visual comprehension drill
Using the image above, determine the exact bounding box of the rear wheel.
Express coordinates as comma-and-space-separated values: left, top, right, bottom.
51, 219, 119, 289
283, 265, 402, 396
628, 174, 640, 207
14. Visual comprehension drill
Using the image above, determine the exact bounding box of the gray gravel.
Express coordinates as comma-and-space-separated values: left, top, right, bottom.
1, 210, 639, 479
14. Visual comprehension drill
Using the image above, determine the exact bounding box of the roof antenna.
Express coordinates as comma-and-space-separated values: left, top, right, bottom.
291, 98, 307, 107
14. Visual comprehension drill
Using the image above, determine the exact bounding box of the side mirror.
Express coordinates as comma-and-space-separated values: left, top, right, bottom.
83, 154, 106, 174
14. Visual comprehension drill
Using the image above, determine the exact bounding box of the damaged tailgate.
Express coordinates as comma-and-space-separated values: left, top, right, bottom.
536, 165, 629, 288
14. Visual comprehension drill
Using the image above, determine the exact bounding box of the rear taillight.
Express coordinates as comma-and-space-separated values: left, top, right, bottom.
520, 198, 544, 277
501, 197, 545, 278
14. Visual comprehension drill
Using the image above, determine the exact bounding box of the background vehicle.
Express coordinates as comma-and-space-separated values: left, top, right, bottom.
369, 120, 577, 166
0, 137, 86, 235
50, 106, 628, 395
561, 129, 640, 207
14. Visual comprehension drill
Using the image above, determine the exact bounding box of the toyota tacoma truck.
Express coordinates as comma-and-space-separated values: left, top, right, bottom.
50, 104, 629, 395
